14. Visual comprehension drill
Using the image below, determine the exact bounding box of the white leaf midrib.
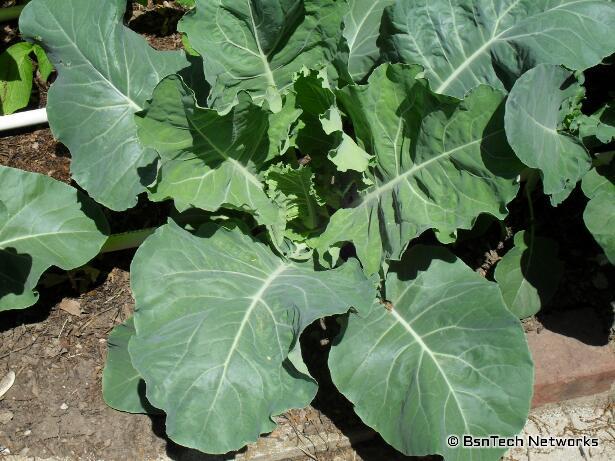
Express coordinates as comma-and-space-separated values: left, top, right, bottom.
433, 0, 585, 93
359, 129, 504, 205
389, 308, 471, 435
188, 263, 289, 433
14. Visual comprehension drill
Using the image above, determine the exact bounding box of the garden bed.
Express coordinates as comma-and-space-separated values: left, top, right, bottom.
1, 1, 614, 460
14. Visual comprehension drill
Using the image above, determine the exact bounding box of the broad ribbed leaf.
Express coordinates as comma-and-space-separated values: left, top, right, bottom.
179, 0, 346, 111
128, 222, 374, 453
329, 245, 533, 460
582, 162, 615, 263
0, 166, 108, 311
316, 64, 522, 275
343, 0, 394, 81
136, 75, 282, 228
381, 0, 615, 98
102, 318, 160, 414
495, 231, 563, 319
505, 65, 591, 205
19, 0, 189, 210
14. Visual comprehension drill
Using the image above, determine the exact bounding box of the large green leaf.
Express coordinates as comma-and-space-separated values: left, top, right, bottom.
19, 0, 189, 210
505, 65, 591, 205
495, 231, 563, 319
343, 0, 394, 82
329, 245, 533, 460
136, 75, 283, 229
0, 166, 108, 311
316, 64, 522, 275
102, 318, 160, 414
179, 0, 346, 111
128, 222, 374, 453
380, 0, 615, 98
582, 162, 615, 263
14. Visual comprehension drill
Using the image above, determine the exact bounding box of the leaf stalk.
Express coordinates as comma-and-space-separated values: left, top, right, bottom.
100, 228, 156, 253
0, 5, 25, 23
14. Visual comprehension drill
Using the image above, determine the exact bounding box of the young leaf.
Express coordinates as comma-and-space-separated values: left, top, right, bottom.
380, 0, 615, 98
19, 0, 189, 210
128, 222, 375, 453
0, 43, 35, 115
582, 163, 615, 263
316, 64, 523, 275
329, 245, 533, 460
495, 231, 564, 319
265, 163, 325, 233
102, 318, 161, 414
343, 0, 394, 82
178, 0, 347, 111
505, 65, 591, 206
293, 69, 371, 172
136, 75, 283, 229
0, 166, 109, 311
572, 103, 615, 147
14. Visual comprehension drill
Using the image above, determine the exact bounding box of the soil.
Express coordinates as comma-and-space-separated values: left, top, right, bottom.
1, 1, 614, 460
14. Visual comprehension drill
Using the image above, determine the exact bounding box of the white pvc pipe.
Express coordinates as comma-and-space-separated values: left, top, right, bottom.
0, 108, 48, 131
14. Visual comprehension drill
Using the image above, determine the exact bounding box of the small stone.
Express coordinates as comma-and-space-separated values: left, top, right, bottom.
23, 429, 31, 436
60, 403, 68, 410
0, 410, 13, 424
0, 446, 10, 455
59, 298, 82, 316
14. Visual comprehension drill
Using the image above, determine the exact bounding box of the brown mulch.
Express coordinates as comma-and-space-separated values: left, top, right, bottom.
0, 128, 70, 183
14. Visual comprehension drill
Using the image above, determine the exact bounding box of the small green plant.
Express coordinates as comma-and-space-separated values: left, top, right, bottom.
0, 41, 52, 115
0, 1, 53, 115
1, 0, 614, 459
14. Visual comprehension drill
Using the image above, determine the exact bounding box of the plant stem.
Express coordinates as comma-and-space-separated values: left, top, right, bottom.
100, 228, 156, 253
0, 5, 25, 23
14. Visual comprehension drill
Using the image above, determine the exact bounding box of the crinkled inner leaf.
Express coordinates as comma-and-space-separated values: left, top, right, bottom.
128, 222, 374, 453
265, 163, 326, 237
